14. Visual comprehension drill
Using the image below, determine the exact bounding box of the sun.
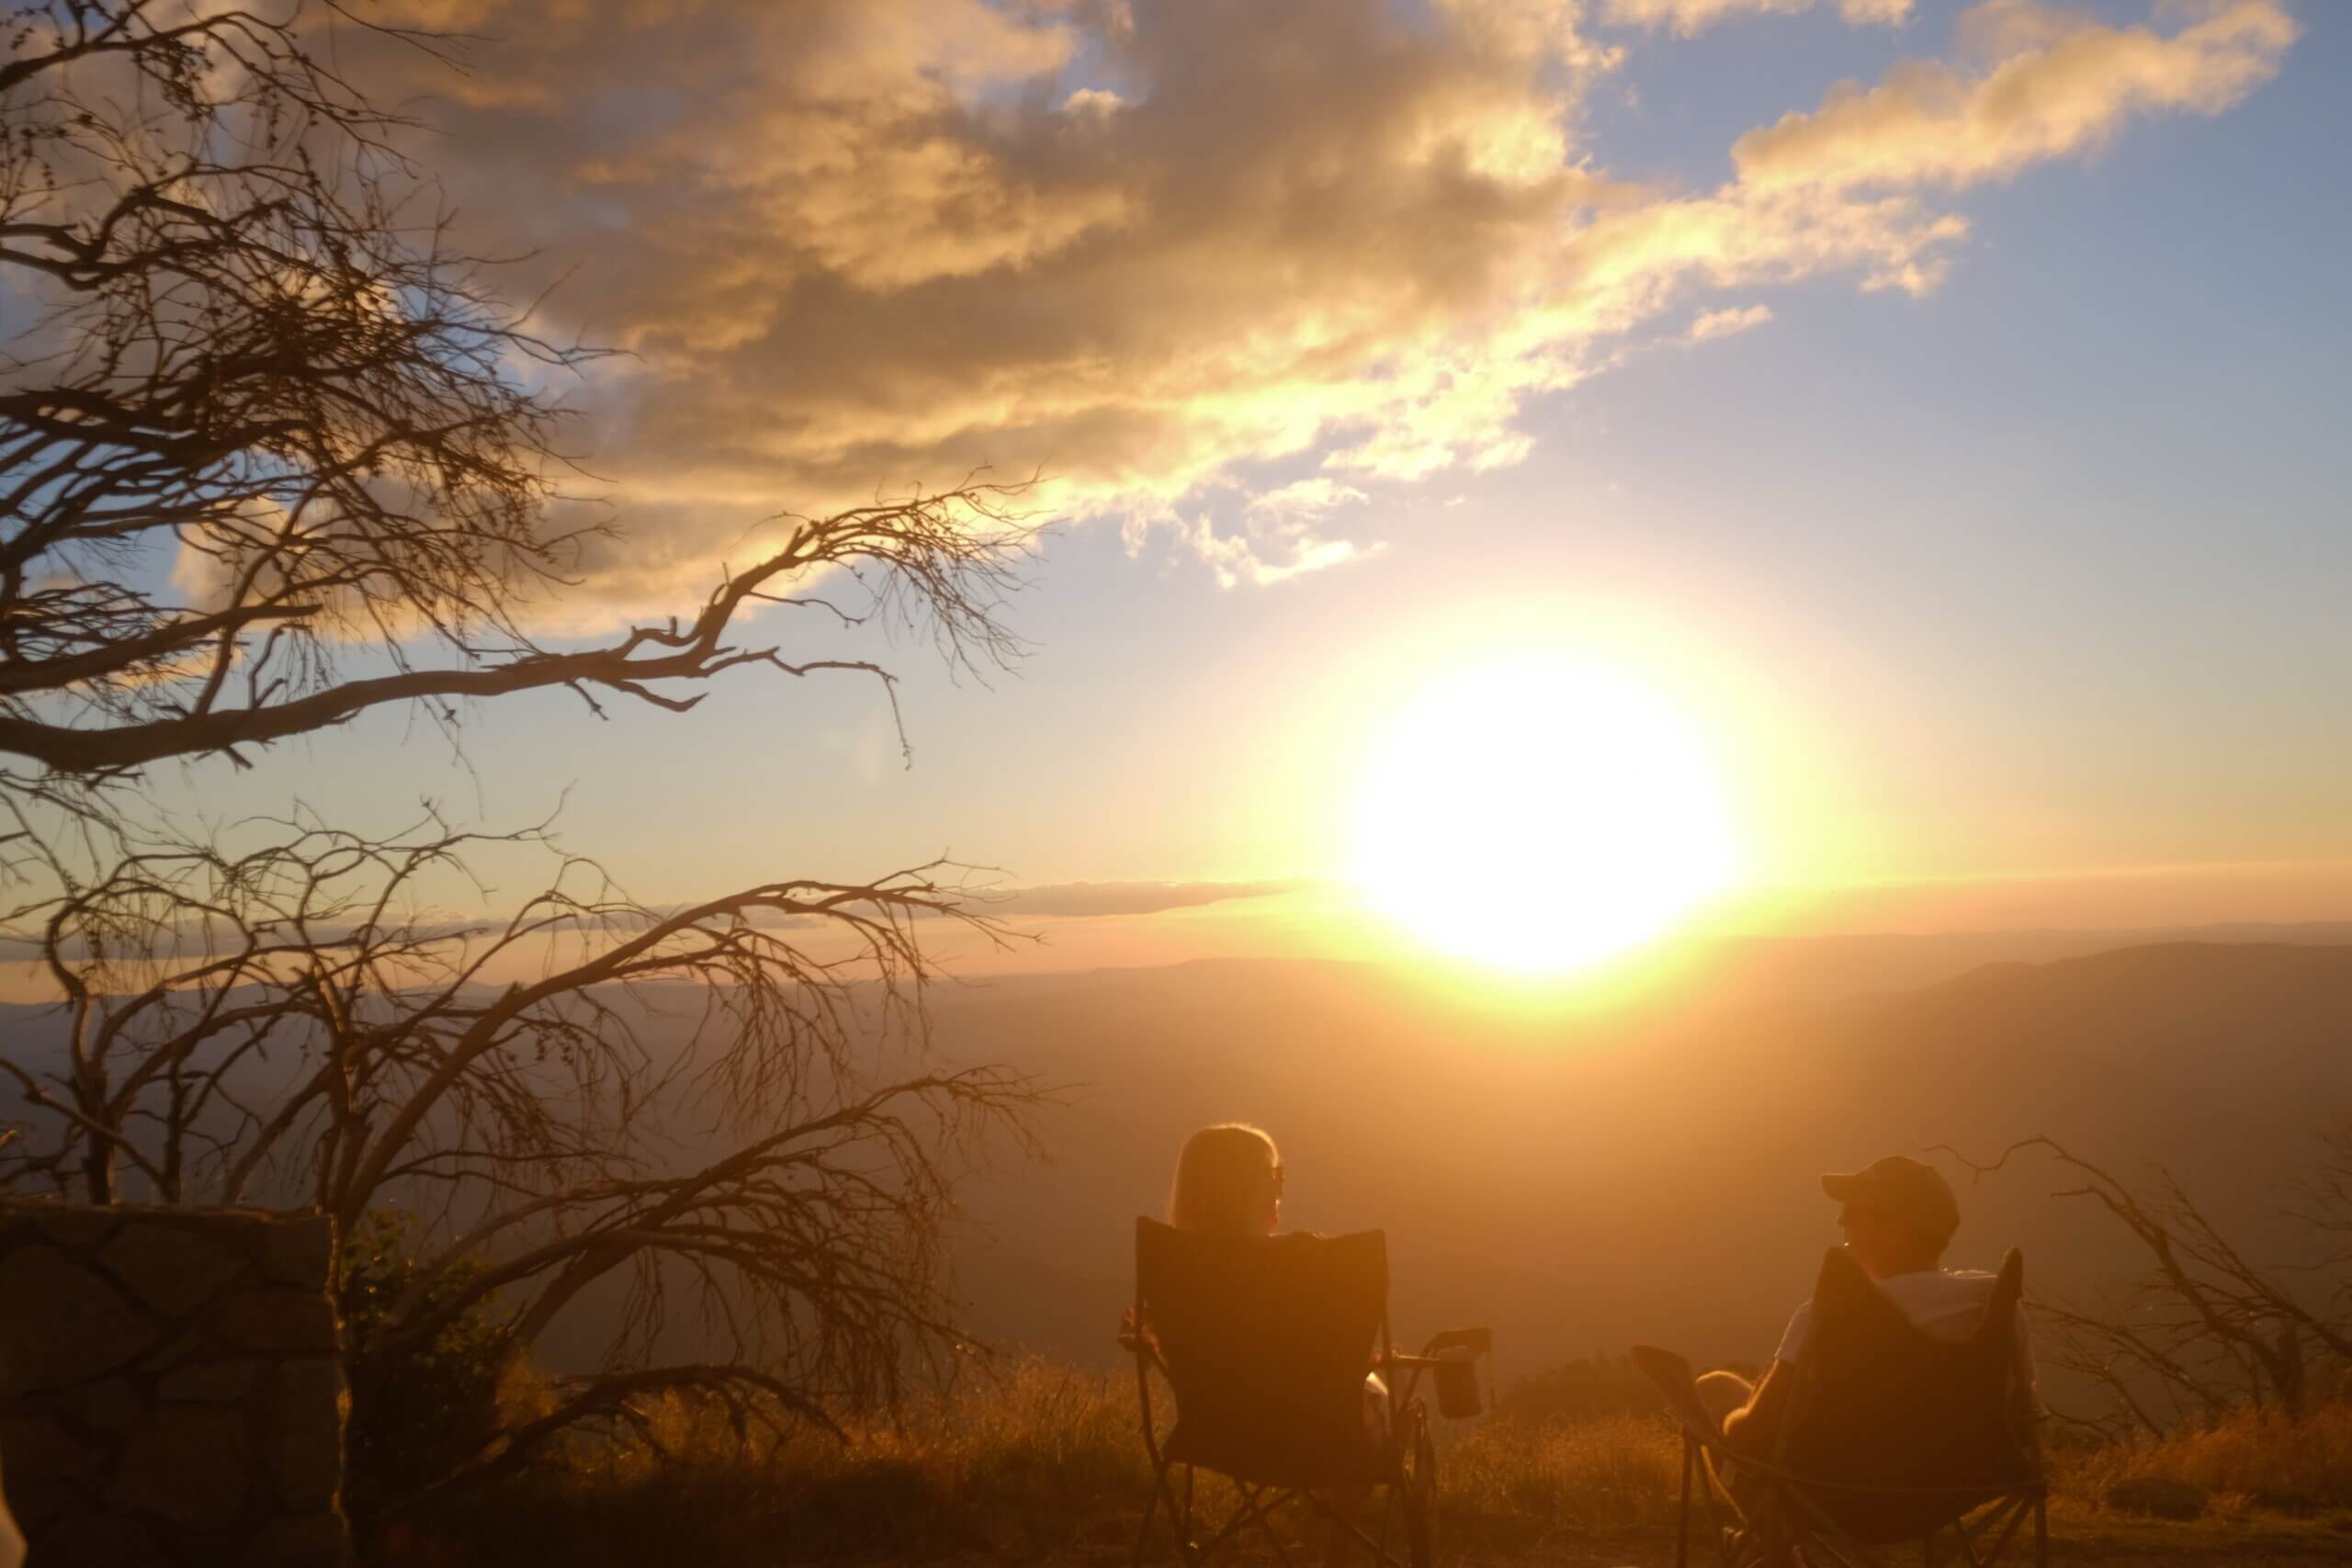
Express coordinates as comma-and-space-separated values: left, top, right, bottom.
1350, 656, 1739, 976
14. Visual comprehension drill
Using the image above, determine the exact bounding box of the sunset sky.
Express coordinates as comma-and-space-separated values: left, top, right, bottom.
152, 0, 2352, 969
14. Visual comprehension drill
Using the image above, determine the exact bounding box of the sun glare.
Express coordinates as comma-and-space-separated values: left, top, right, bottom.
1351, 657, 1739, 976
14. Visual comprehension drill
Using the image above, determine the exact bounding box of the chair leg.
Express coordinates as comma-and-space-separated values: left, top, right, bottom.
2033, 1495, 2047, 1568
1143, 1461, 1196, 1567
1984, 1494, 2034, 1565
1678, 1433, 1693, 1568
1241, 1485, 1297, 1568
1950, 1504, 1991, 1566
1318, 1496, 1407, 1568
1134, 1482, 1159, 1566
1270, 1488, 1303, 1568
1202, 1486, 1267, 1558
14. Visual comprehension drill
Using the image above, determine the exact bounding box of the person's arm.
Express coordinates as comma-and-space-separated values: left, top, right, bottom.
1723, 1296, 1812, 1456
1119, 1304, 1165, 1367
1723, 1358, 1798, 1457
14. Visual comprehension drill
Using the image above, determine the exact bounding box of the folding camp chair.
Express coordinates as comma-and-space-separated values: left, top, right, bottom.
1634, 1247, 2047, 1568
1126, 1218, 1487, 1568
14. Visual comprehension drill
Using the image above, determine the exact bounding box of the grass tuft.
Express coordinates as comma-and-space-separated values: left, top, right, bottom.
1442, 1414, 1684, 1543
2050, 1400, 2352, 1518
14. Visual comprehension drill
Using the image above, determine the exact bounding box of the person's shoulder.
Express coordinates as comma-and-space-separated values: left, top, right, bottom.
1931, 1269, 2010, 1308
1927, 1268, 2001, 1293
1882, 1268, 1996, 1302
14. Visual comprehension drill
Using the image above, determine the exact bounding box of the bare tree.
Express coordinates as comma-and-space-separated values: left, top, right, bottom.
2285, 1121, 2352, 1335
0, 0, 1050, 1515
0, 1, 1021, 794
2, 809, 1045, 1496
1947, 1135, 2352, 1438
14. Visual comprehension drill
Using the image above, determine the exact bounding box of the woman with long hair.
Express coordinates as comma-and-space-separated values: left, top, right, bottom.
1155, 1122, 1384, 1568
1167, 1121, 1284, 1237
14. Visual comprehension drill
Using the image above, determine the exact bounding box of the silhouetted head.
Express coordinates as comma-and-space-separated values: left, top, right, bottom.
1169, 1122, 1283, 1237
1822, 1155, 1959, 1280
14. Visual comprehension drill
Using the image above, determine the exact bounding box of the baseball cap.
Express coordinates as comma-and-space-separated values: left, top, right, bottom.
1821, 1155, 1961, 1245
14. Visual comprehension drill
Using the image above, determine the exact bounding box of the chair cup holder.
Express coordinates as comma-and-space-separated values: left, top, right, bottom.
1433, 1348, 1482, 1418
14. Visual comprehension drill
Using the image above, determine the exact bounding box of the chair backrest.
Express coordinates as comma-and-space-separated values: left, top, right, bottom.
1135, 1218, 1388, 1487
1778, 1247, 2039, 1540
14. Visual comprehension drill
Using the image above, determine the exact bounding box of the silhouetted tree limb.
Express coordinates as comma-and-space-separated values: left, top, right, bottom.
439, 1362, 846, 1497
0, 2, 1036, 791
1941, 1134, 2351, 1435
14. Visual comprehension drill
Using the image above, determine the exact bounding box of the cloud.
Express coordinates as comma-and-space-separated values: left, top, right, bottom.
1735, 0, 2297, 192
1246, 479, 1372, 520
1604, 0, 1912, 37
1175, 512, 1374, 591
1140, 478, 1385, 588
1685, 303, 1775, 342
327, 0, 2293, 610
994, 880, 1303, 918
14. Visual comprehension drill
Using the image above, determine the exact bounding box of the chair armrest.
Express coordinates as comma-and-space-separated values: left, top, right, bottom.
1630, 1344, 1732, 1448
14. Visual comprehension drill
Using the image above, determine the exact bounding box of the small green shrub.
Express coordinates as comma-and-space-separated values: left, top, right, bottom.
340, 1210, 517, 1529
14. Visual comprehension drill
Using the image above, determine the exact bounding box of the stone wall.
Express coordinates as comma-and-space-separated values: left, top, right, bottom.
0, 1202, 350, 1568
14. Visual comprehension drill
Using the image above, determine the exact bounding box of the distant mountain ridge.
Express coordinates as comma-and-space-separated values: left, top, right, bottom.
1682, 921, 2352, 1008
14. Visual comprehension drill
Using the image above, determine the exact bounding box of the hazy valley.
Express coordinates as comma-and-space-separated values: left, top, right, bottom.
930, 934, 2352, 1412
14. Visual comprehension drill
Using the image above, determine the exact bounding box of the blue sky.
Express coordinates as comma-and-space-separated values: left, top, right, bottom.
146, 0, 2352, 943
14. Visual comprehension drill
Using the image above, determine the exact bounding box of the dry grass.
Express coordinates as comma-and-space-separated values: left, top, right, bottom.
1441, 1415, 1685, 1543
390, 1359, 1157, 1566
2049, 1401, 2352, 1522
380, 1366, 2352, 1566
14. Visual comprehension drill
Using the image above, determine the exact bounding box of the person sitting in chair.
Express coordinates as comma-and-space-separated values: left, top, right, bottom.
1699, 1156, 2040, 1507
1135, 1122, 1387, 1568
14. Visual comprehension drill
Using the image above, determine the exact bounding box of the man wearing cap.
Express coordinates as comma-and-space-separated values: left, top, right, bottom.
1698, 1154, 2038, 1472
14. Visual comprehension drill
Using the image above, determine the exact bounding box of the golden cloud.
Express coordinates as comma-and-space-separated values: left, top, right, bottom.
1735, 0, 2297, 192
1603, 0, 1912, 36
334, 0, 2292, 611
1687, 303, 1776, 342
